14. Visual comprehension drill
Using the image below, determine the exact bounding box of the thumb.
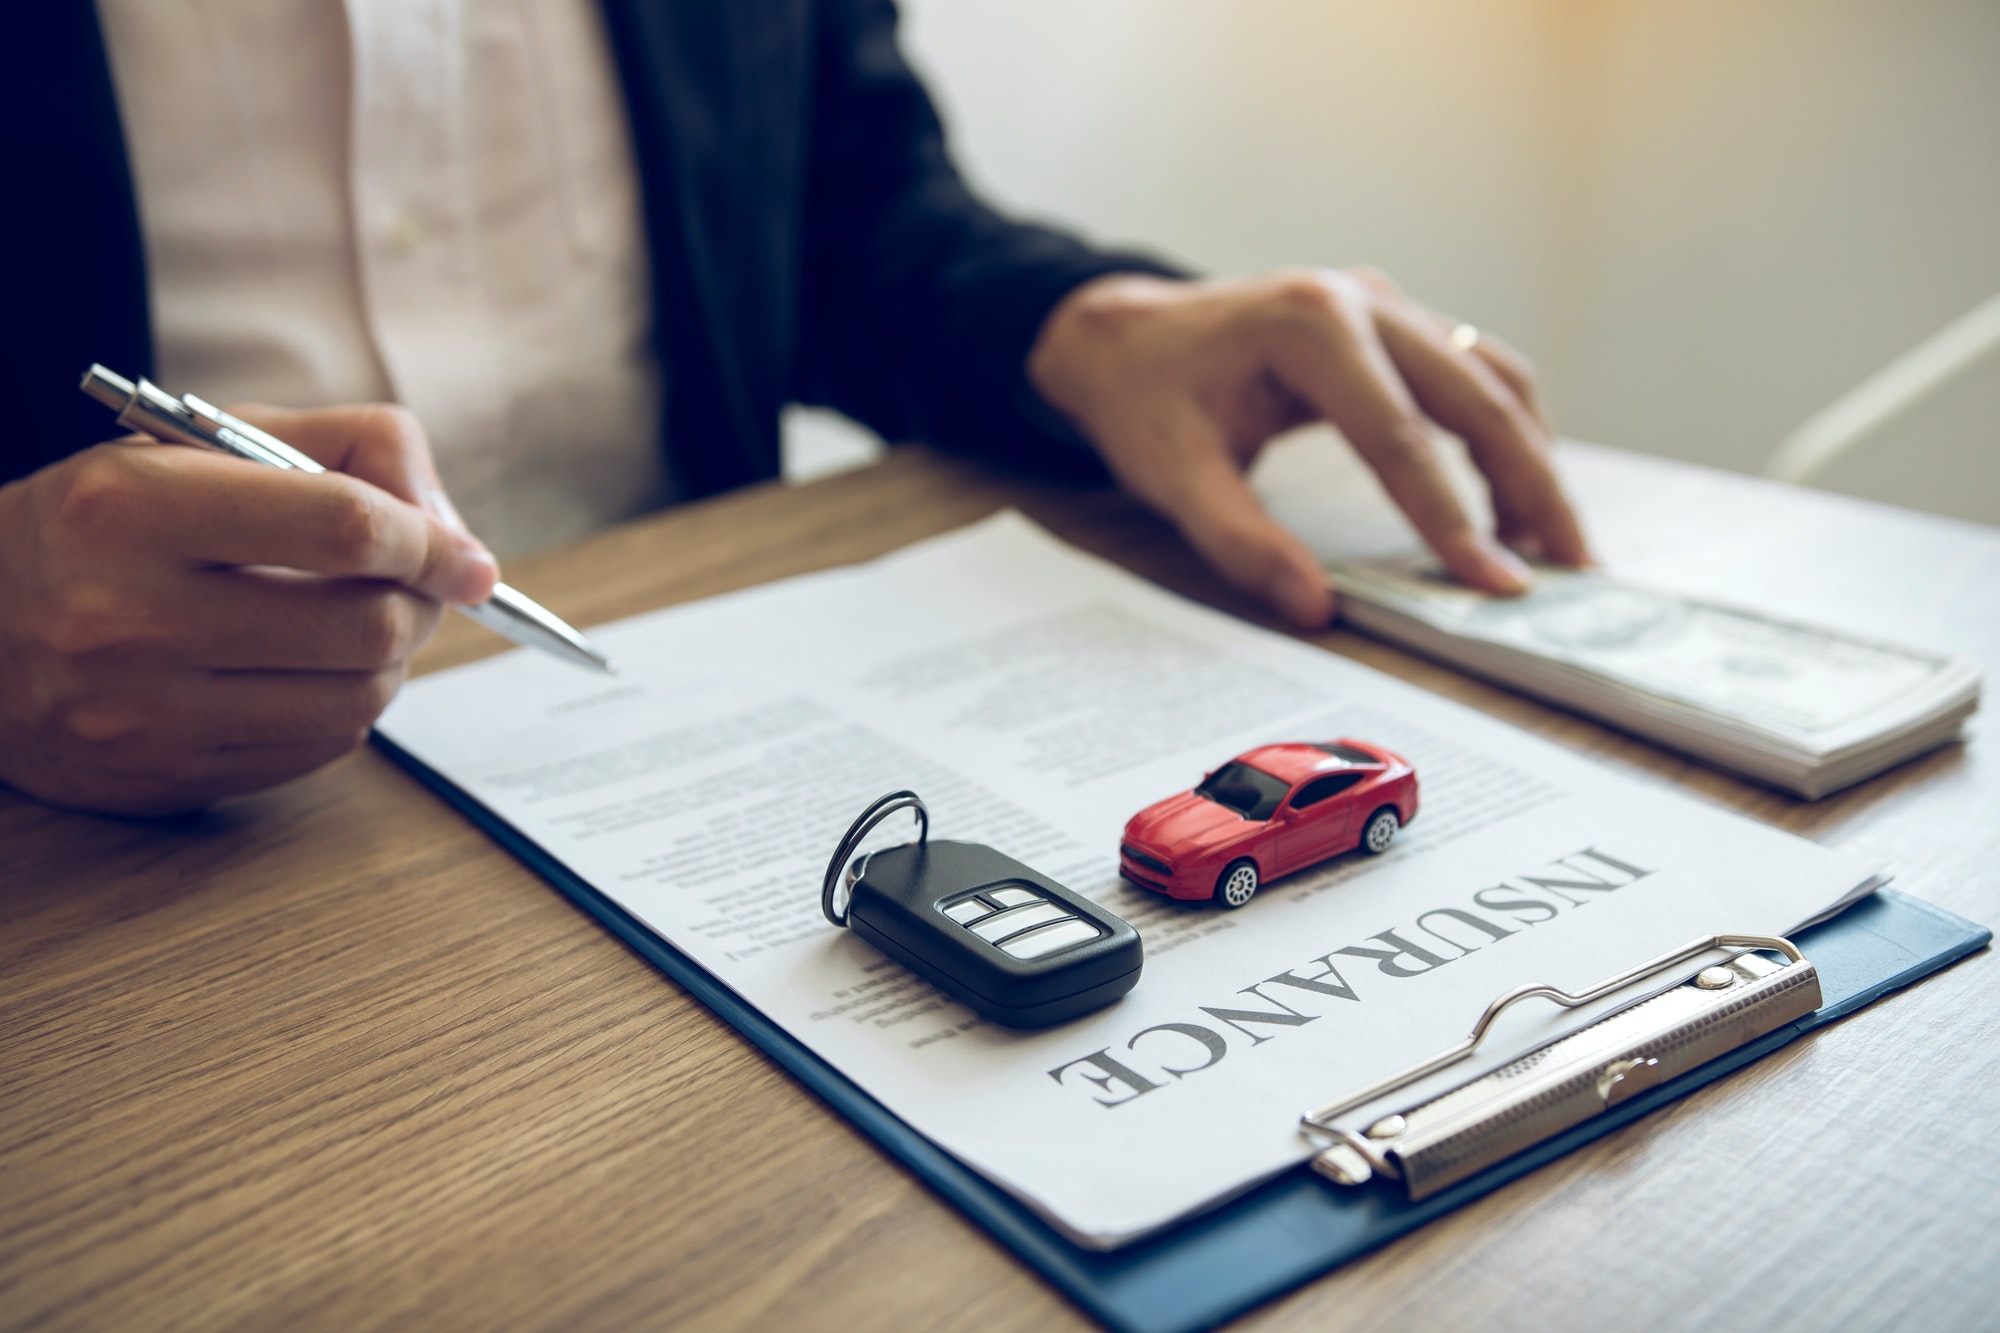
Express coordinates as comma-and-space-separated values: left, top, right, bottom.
228, 402, 478, 540
1157, 446, 1335, 629
230, 402, 498, 605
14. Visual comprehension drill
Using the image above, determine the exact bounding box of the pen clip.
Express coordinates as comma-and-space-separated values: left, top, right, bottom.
182, 394, 327, 474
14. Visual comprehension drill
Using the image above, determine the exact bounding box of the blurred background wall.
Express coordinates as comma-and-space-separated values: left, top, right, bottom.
783, 0, 2000, 526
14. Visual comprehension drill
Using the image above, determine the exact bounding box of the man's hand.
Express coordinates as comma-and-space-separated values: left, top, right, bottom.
1027, 269, 1592, 627
0, 404, 497, 815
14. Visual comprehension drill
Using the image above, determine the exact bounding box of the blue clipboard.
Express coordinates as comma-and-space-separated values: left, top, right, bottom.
376, 735, 1989, 1333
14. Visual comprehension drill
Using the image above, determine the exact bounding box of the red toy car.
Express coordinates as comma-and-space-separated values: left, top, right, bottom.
1119, 740, 1418, 908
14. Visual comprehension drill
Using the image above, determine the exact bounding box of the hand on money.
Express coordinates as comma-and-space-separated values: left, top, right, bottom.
1028, 268, 1594, 628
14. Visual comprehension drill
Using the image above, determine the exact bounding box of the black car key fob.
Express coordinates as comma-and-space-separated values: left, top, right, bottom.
822, 792, 1143, 1028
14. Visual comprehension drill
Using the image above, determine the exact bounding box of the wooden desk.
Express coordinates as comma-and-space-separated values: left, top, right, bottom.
5, 443, 1995, 1331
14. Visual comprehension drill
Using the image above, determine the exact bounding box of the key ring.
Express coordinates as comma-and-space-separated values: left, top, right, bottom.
822, 790, 929, 926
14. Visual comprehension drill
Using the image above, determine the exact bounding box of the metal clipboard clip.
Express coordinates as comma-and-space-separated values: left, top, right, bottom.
1298, 933, 1824, 1201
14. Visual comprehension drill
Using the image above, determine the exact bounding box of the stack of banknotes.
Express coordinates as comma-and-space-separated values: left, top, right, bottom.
1327, 558, 1983, 799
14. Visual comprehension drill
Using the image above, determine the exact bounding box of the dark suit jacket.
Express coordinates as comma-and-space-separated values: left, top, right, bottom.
0, 1, 1174, 497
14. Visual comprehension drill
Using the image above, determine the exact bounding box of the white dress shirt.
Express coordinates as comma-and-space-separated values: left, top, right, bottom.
96, 0, 669, 559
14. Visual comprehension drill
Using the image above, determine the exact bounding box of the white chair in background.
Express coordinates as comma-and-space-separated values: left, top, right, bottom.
1766, 291, 2000, 485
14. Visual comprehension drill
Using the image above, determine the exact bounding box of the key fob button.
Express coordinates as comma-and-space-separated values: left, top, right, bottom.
986, 886, 1041, 908
942, 899, 993, 924
968, 900, 1069, 941
1000, 918, 1103, 960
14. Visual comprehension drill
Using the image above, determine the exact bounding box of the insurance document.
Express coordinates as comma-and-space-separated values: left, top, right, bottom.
377, 513, 1876, 1247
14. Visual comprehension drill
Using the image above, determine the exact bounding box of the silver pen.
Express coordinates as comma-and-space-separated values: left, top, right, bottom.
80, 364, 615, 675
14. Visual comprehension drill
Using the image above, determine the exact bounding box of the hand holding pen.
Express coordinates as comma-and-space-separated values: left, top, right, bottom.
80, 368, 612, 674
0, 370, 607, 815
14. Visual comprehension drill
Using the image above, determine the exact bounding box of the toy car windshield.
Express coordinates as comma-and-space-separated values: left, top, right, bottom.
1193, 761, 1288, 821
1312, 742, 1381, 765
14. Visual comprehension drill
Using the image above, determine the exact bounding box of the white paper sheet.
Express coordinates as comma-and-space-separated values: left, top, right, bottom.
378, 513, 1875, 1247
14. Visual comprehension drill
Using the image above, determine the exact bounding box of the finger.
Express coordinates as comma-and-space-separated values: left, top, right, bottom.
1133, 419, 1335, 628
61, 666, 405, 753
144, 736, 368, 813
102, 446, 496, 603
1469, 332, 1549, 432
1262, 275, 1532, 594
227, 402, 474, 537
1372, 304, 1592, 567
194, 667, 406, 747
173, 570, 444, 671
38, 567, 444, 672
1418, 314, 1551, 434
201, 736, 371, 794
38, 734, 364, 818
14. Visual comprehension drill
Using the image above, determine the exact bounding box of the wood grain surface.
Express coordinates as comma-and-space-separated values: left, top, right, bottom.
3, 445, 1994, 1332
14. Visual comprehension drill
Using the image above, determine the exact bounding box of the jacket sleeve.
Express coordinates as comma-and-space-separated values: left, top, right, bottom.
788, 0, 1183, 472
0, 2, 153, 487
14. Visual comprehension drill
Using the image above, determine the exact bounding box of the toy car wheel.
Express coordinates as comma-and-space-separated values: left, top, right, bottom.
1215, 859, 1259, 909
1361, 808, 1400, 855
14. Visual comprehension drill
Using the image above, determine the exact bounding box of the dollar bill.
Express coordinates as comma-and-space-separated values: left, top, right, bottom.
1328, 558, 1981, 795
1331, 559, 1951, 737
